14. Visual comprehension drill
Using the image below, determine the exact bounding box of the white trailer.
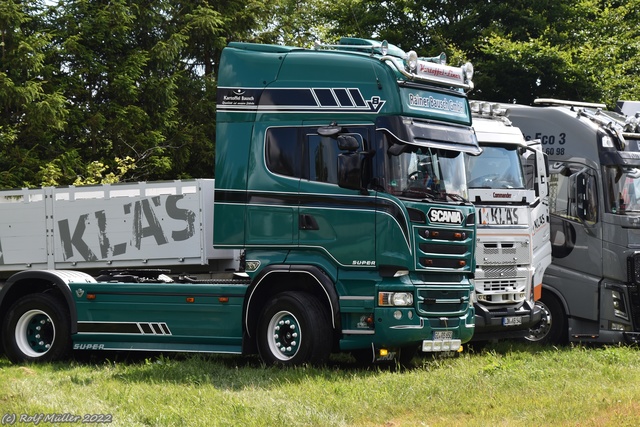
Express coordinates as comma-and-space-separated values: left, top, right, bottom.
0, 179, 239, 277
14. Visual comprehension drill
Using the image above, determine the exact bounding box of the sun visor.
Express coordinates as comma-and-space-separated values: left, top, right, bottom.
376, 116, 482, 155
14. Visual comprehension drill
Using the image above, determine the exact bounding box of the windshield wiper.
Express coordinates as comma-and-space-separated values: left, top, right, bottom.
399, 187, 436, 201
439, 192, 468, 203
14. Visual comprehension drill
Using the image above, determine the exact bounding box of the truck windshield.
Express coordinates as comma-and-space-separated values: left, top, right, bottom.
465, 146, 525, 189
605, 166, 640, 214
385, 145, 468, 201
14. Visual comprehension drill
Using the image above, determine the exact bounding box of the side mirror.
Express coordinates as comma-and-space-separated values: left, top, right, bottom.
338, 150, 375, 192
337, 135, 360, 151
575, 169, 597, 225
338, 153, 361, 190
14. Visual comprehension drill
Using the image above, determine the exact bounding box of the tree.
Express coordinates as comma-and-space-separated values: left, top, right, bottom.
474, 0, 640, 105
44, 0, 277, 184
0, 0, 67, 188
317, 0, 640, 108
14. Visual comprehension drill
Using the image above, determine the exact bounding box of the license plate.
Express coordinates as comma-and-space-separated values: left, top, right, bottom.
433, 330, 453, 340
502, 316, 522, 326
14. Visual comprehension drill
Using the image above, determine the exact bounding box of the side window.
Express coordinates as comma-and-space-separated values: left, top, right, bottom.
306, 133, 364, 184
265, 127, 301, 178
549, 162, 597, 224
522, 148, 536, 191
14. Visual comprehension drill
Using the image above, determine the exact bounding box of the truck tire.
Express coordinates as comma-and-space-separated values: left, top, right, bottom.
257, 292, 332, 366
525, 296, 567, 345
2, 294, 72, 363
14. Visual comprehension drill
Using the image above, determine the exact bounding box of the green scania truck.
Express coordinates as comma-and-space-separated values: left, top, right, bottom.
0, 38, 480, 366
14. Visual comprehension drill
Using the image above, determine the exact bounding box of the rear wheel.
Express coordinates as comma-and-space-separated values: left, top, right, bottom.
2, 294, 72, 363
525, 297, 567, 345
257, 292, 332, 366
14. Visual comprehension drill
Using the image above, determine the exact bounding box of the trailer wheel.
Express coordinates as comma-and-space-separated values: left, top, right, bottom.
2, 294, 71, 363
525, 297, 567, 345
257, 292, 332, 366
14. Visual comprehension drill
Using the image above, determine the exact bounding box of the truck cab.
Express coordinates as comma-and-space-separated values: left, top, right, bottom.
505, 98, 640, 344
466, 101, 551, 341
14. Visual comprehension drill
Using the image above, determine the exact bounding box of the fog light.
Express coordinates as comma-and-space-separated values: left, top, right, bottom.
610, 322, 629, 332
393, 310, 402, 320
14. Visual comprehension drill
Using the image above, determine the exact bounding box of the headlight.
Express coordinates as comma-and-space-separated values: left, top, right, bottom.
379, 292, 414, 306
611, 290, 629, 320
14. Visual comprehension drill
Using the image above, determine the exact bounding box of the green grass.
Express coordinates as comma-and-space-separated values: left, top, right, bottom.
2, 342, 640, 426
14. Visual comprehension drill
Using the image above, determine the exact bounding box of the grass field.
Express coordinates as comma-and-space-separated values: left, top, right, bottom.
1, 342, 640, 426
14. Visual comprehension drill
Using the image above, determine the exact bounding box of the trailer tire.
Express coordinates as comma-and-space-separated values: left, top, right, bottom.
2, 294, 72, 363
525, 296, 567, 345
257, 292, 332, 366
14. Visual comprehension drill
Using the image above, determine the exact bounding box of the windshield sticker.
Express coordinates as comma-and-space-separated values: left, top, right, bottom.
478, 207, 520, 225
401, 88, 470, 124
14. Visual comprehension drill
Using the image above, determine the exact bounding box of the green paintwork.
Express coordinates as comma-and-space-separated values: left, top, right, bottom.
68, 39, 479, 357
70, 282, 246, 353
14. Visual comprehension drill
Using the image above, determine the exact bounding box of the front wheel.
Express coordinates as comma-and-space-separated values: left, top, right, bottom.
2, 294, 72, 363
257, 292, 332, 366
525, 297, 567, 345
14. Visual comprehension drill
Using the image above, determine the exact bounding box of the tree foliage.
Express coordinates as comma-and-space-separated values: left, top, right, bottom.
317, 0, 640, 106
1, 0, 640, 188
0, 0, 67, 188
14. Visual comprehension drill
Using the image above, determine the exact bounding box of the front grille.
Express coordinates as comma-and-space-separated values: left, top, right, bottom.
415, 225, 473, 272
477, 240, 530, 265
419, 243, 468, 255
629, 285, 640, 330
478, 279, 521, 292
418, 287, 469, 316
480, 265, 518, 279
475, 278, 527, 305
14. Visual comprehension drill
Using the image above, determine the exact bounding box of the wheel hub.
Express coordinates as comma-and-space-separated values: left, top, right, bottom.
16, 310, 55, 357
526, 302, 551, 342
269, 311, 301, 360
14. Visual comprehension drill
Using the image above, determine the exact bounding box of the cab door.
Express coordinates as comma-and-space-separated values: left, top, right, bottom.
523, 141, 552, 284
297, 126, 376, 268
545, 161, 602, 321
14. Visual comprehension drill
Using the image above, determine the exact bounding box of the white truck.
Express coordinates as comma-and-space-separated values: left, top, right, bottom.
466, 101, 552, 341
